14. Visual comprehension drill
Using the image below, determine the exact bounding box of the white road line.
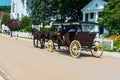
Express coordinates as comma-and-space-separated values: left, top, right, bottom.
0, 76, 4, 80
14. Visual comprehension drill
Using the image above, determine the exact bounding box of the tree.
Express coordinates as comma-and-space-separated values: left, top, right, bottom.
20, 16, 32, 32
51, 0, 91, 22
51, 0, 70, 22
0, 6, 11, 13
5, 19, 20, 37
30, 0, 91, 24
100, 0, 120, 35
1, 14, 10, 24
20, 16, 32, 28
30, 0, 49, 25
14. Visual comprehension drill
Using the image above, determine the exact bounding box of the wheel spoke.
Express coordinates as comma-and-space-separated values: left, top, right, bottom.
47, 40, 53, 52
70, 40, 81, 58
91, 41, 103, 57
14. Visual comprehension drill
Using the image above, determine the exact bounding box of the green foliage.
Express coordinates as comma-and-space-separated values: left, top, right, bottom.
100, 0, 120, 35
30, 0, 91, 24
25, 26, 32, 32
0, 6, 11, 13
0, 30, 2, 33
20, 16, 32, 29
49, 26, 58, 34
40, 27, 50, 31
30, 0, 47, 25
19, 26, 32, 32
1, 14, 10, 24
114, 40, 120, 52
20, 16, 32, 32
52, 0, 91, 22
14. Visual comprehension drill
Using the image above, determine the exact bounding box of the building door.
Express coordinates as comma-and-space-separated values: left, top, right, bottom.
85, 13, 89, 22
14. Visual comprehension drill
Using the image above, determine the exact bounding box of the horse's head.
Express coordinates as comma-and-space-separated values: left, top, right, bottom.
32, 28, 38, 35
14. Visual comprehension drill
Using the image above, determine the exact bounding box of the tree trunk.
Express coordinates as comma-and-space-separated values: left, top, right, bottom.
10, 31, 13, 37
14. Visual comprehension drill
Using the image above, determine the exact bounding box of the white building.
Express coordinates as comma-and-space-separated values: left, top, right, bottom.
11, 0, 30, 20
81, 0, 107, 22
81, 0, 107, 35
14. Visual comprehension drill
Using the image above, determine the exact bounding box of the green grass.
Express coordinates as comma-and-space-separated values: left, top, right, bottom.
104, 48, 120, 52
0, 30, 2, 33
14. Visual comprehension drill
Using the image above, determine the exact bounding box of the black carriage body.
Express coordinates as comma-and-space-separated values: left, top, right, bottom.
74, 32, 97, 46
48, 22, 103, 58
52, 22, 98, 47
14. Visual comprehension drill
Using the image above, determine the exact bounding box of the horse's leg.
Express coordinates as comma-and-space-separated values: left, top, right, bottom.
41, 38, 45, 48
39, 38, 43, 49
36, 39, 38, 47
33, 38, 35, 46
42, 38, 45, 48
58, 40, 60, 49
53, 41, 55, 49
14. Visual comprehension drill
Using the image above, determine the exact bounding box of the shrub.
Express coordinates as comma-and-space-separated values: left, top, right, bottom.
109, 35, 120, 40
5, 19, 20, 31
1, 14, 10, 24
25, 26, 32, 32
19, 26, 32, 32
114, 40, 120, 52
20, 16, 32, 29
0, 31, 1, 33
40, 27, 50, 31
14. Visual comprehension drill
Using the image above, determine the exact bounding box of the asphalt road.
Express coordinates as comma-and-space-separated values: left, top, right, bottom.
0, 34, 120, 80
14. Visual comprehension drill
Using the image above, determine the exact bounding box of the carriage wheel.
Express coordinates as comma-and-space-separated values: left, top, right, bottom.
47, 40, 54, 52
91, 41, 103, 57
70, 40, 81, 58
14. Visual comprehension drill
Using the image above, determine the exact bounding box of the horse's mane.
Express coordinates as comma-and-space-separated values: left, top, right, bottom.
32, 28, 39, 35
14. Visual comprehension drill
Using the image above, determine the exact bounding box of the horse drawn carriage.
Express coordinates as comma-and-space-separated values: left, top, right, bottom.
47, 22, 103, 58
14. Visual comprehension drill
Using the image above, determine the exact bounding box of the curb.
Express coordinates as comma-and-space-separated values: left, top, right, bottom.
103, 51, 120, 59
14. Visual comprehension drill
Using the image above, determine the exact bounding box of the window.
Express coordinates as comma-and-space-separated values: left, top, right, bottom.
12, 2, 15, 12
96, 3, 98, 7
17, 13, 19, 19
82, 24, 95, 32
98, 12, 102, 18
90, 13, 94, 19
85, 13, 88, 21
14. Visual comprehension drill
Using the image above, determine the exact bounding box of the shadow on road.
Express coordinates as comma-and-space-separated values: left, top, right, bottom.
54, 49, 94, 59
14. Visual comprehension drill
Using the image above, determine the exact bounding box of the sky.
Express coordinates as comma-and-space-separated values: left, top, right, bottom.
0, 0, 11, 6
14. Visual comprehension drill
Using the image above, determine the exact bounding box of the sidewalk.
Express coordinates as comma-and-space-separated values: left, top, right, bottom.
103, 51, 120, 59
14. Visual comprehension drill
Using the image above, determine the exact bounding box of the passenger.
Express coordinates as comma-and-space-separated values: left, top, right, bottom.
62, 28, 75, 42
68, 28, 76, 33
76, 27, 81, 34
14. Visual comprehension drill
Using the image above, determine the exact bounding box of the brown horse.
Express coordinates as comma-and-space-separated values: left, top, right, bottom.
42, 30, 57, 40
41, 30, 57, 48
32, 28, 44, 48
32, 28, 57, 48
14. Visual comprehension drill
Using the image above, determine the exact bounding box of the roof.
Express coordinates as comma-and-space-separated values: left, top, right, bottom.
81, 0, 107, 12
0, 12, 9, 19
0, 12, 5, 19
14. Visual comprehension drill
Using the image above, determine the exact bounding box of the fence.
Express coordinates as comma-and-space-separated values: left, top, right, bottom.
12, 31, 33, 39
94, 38, 113, 50
12, 31, 114, 50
